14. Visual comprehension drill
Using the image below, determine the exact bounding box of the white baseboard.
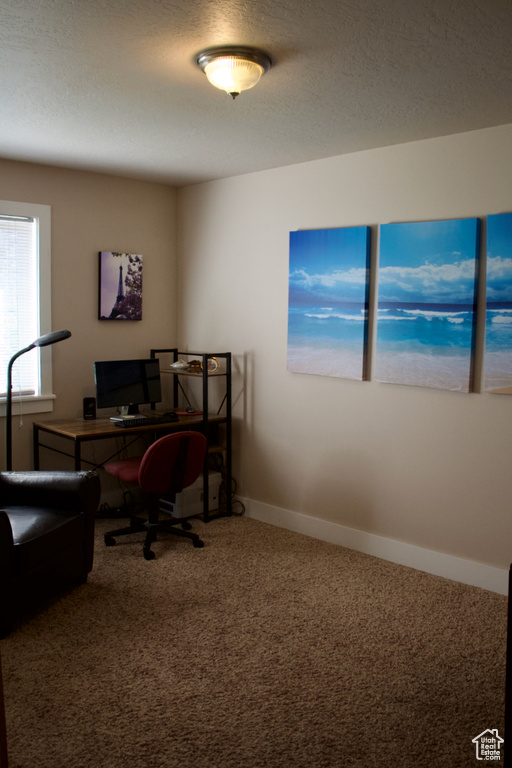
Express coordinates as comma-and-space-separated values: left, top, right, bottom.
243, 498, 509, 595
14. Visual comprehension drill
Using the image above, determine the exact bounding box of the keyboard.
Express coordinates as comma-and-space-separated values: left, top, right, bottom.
112, 413, 178, 428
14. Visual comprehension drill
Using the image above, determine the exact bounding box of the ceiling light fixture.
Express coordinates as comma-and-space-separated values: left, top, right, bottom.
196, 46, 271, 100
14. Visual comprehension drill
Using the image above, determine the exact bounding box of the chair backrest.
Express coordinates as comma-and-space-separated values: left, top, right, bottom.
138, 431, 207, 496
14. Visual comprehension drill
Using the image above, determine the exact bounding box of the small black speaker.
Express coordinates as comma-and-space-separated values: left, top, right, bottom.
83, 397, 96, 420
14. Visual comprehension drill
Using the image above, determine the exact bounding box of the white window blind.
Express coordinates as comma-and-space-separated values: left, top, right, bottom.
0, 214, 39, 397
0, 200, 54, 416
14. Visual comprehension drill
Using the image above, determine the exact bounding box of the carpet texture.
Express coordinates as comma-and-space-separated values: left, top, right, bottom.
1, 516, 507, 767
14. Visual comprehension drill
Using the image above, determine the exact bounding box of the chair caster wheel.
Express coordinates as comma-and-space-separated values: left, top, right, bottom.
105, 535, 116, 547
181, 521, 192, 530
143, 548, 156, 561
193, 540, 204, 548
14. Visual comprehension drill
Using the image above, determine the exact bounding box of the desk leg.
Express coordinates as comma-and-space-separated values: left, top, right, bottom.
74, 442, 82, 471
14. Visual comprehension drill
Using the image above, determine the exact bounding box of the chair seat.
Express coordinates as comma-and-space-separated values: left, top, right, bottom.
104, 457, 142, 484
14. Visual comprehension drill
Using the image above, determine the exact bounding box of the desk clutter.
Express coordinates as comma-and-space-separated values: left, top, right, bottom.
169, 356, 219, 373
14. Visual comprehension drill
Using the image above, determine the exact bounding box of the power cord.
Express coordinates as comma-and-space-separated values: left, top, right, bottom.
207, 451, 245, 516
219, 475, 246, 517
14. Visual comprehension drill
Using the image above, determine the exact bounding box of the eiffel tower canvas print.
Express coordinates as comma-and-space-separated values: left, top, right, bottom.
98, 251, 143, 321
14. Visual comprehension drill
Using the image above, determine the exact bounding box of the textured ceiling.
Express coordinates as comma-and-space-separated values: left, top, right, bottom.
1, 0, 512, 186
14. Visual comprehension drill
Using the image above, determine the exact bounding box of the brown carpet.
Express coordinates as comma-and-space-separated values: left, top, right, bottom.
2, 516, 507, 767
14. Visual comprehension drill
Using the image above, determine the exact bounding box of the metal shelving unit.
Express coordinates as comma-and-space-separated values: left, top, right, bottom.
150, 348, 232, 521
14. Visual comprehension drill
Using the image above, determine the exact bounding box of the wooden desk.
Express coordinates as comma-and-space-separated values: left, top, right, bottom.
33, 415, 211, 471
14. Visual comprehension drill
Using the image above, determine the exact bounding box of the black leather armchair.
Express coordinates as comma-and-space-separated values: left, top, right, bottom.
0, 470, 100, 637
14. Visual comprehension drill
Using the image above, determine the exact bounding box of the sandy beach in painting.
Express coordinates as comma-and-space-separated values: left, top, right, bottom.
482, 350, 512, 393
374, 350, 472, 392
287, 343, 365, 380
288, 344, 473, 390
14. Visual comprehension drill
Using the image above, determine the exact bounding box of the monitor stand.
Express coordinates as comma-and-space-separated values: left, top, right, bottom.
120, 405, 140, 417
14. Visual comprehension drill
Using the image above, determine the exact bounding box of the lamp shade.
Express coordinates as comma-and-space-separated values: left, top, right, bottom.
33, 329, 72, 348
196, 47, 271, 99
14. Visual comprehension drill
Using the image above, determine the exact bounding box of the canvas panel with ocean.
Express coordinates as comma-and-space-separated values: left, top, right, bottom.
375, 218, 480, 393
287, 227, 370, 380
484, 212, 512, 393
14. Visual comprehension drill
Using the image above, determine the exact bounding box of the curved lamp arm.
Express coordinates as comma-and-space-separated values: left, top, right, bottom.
5, 330, 71, 471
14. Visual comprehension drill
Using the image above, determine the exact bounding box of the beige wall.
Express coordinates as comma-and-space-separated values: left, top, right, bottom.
178, 124, 512, 571
0, 159, 178, 471
2, 125, 511, 574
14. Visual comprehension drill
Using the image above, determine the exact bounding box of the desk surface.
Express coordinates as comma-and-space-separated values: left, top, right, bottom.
33, 414, 214, 441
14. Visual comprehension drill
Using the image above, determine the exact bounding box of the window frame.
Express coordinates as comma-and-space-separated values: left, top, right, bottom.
0, 200, 56, 417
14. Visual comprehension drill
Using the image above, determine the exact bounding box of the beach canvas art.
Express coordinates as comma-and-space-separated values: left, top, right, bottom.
484, 212, 512, 394
375, 218, 480, 392
287, 226, 371, 380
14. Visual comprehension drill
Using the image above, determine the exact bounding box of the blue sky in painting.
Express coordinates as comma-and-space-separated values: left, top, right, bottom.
378, 218, 480, 305
486, 212, 512, 303
289, 227, 370, 305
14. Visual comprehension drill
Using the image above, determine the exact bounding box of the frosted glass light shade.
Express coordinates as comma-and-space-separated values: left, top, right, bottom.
196, 47, 271, 99
204, 57, 264, 96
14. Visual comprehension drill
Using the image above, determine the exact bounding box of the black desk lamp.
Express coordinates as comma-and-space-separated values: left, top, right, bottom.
5, 330, 71, 471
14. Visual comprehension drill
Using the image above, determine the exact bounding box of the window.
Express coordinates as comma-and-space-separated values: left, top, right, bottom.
0, 200, 55, 416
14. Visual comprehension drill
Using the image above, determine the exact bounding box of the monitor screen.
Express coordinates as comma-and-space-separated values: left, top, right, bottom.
94, 359, 162, 414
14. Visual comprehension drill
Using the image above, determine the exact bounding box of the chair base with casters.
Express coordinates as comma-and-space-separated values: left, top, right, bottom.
103, 431, 207, 560
104, 514, 204, 560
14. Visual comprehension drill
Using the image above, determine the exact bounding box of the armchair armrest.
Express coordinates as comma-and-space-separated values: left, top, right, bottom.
0, 511, 14, 578
0, 471, 100, 517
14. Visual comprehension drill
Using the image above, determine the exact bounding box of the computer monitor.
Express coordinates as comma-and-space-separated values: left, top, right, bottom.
94, 358, 162, 416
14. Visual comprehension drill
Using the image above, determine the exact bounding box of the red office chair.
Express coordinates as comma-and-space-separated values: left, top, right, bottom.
103, 431, 207, 560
